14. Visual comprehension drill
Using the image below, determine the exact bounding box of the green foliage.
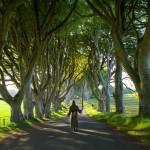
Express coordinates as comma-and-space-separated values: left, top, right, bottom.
49, 107, 69, 120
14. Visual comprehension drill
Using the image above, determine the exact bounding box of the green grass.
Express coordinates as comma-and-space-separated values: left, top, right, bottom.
84, 100, 150, 144
90, 94, 139, 116
0, 100, 69, 136
0, 118, 42, 136
0, 101, 11, 117
0, 101, 11, 127
48, 107, 69, 120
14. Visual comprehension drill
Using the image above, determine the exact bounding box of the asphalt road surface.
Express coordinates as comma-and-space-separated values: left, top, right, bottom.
0, 109, 149, 150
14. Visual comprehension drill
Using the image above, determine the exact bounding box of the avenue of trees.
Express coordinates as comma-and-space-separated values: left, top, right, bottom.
0, 0, 150, 123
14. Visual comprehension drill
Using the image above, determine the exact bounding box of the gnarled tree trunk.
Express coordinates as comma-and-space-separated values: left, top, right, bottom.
97, 98, 105, 112
35, 99, 43, 119
52, 98, 62, 112
114, 58, 126, 114
44, 102, 51, 118
138, 38, 150, 115
11, 101, 24, 122
23, 84, 34, 119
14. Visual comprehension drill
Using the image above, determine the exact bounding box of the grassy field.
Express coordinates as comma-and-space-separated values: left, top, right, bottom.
0, 101, 11, 126
89, 94, 139, 116
0, 101, 11, 116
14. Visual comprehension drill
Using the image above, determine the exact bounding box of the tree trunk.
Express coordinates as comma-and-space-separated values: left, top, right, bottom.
112, 26, 150, 116
35, 100, 43, 119
52, 98, 62, 112
44, 102, 51, 118
114, 58, 126, 114
23, 84, 34, 119
97, 99, 105, 112
111, 29, 141, 114
65, 87, 74, 105
103, 85, 111, 112
138, 42, 150, 115
10, 102, 24, 122
89, 75, 105, 112
84, 81, 91, 103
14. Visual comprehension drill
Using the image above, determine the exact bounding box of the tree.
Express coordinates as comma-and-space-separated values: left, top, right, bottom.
86, 0, 150, 116
0, 0, 25, 64
79, 20, 115, 112
0, 0, 79, 122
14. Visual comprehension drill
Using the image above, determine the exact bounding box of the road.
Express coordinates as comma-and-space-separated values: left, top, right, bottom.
0, 109, 149, 150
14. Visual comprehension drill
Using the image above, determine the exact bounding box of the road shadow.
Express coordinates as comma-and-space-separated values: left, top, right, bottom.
0, 113, 149, 150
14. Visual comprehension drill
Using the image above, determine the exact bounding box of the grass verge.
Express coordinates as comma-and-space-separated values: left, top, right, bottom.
84, 102, 150, 144
0, 118, 42, 136
0, 107, 68, 137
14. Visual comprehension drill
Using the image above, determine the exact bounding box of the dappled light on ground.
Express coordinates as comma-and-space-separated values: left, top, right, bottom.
79, 128, 112, 135
0, 112, 148, 150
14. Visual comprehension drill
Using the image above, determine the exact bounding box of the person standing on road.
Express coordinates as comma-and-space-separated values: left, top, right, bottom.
67, 100, 82, 131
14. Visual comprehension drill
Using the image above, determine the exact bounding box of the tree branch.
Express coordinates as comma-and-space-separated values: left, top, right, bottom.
44, 0, 78, 40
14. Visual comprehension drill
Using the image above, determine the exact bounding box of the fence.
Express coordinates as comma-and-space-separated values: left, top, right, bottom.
0, 116, 10, 127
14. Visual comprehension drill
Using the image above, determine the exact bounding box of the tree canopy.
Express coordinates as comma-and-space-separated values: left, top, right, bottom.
0, 0, 150, 122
